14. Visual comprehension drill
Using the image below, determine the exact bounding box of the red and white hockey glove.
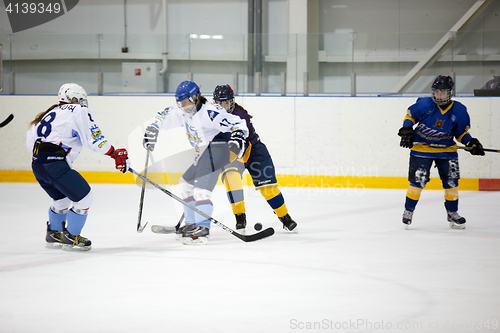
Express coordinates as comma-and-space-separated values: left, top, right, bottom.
109, 148, 130, 173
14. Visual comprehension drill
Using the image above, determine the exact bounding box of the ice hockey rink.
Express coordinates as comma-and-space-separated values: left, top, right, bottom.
1, 182, 499, 333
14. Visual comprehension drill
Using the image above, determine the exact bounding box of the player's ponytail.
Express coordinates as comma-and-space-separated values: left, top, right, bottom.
234, 103, 253, 119
30, 103, 64, 126
195, 96, 207, 109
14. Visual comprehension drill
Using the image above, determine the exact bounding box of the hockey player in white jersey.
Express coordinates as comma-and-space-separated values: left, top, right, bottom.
27, 83, 130, 251
143, 81, 248, 244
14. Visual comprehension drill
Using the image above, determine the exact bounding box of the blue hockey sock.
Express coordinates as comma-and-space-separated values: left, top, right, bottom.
404, 197, 418, 211
195, 200, 213, 228
66, 209, 88, 235
183, 196, 196, 224
48, 208, 67, 232
445, 200, 459, 212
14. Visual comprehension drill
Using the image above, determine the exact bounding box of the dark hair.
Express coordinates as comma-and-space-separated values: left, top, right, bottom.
196, 96, 208, 108
30, 103, 65, 126
234, 102, 253, 119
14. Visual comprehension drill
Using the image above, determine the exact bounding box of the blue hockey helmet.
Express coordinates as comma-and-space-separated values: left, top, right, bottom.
431, 75, 454, 105
213, 84, 235, 112
175, 81, 200, 103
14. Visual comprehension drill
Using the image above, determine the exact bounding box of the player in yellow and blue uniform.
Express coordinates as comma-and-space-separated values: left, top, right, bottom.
212, 85, 297, 233
398, 75, 485, 229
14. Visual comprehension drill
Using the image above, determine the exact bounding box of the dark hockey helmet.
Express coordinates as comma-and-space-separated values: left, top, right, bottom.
213, 84, 235, 113
431, 75, 454, 106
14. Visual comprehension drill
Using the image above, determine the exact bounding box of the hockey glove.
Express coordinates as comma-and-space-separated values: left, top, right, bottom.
228, 130, 246, 160
398, 126, 414, 149
110, 148, 130, 173
143, 126, 159, 151
465, 138, 485, 156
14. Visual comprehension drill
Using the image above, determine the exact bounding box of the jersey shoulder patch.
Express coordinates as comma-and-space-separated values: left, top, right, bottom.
207, 109, 220, 121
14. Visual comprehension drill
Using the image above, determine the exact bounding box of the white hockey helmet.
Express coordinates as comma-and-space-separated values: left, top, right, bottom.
58, 83, 88, 106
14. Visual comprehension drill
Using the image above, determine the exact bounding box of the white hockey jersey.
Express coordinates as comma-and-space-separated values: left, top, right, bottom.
26, 104, 113, 167
148, 101, 249, 163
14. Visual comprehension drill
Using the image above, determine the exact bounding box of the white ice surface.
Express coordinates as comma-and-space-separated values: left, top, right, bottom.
1, 183, 499, 333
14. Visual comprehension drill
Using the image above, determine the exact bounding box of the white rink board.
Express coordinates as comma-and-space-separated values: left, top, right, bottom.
1, 95, 498, 179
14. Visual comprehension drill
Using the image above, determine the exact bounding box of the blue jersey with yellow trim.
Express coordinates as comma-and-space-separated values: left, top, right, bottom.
403, 97, 472, 159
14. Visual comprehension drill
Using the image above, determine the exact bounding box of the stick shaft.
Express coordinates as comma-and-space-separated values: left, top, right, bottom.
136, 149, 150, 232
418, 143, 500, 153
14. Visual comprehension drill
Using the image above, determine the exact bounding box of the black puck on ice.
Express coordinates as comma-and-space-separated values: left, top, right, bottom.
254, 223, 262, 231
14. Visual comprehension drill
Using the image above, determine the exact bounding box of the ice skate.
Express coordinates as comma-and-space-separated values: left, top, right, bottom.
235, 213, 246, 234
175, 223, 196, 241
45, 222, 62, 249
181, 225, 210, 245
402, 209, 413, 229
279, 214, 297, 233
447, 210, 466, 229
61, 225, 91, 251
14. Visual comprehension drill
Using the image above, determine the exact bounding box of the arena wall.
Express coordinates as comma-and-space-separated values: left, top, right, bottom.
1, 95, 498, 190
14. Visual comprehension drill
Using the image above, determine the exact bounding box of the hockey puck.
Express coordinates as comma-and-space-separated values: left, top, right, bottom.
254, 222, 262, 231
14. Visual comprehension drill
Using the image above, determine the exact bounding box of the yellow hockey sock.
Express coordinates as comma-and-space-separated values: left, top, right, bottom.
223, 170, 246, 215
259, 185, 288, 218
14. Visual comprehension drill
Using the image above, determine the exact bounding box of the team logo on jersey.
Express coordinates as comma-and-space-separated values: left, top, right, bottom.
185, 123, 202, 147
434, 119, 444, 128
90, 124, 105, 144
208, 110, 219, 121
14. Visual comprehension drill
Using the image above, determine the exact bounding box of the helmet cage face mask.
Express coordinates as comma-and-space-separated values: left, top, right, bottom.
58, 83, 88, 107
432, 89, 453, 106
213, 85, 235, 112
214, 99, 235, 113
176, 96, 198, 115
431, 75, 454, 106
175, 81, 200, 114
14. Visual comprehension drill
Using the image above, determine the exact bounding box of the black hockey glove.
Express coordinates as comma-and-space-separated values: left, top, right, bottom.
398, 126, 414, 149
143, 126, 159, 151
228, 130, 246, 159
465, 138, 485, 156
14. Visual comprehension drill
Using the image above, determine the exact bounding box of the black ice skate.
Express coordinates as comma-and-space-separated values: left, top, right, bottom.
181, 225, 210, 245
175, 223, 196, 240
447, 210, 466, 229
45, 222, 62, 248
235, 213, 246, 234
402, 209, 413, 229
279, 214, 297, 232
61, 224, 92, 251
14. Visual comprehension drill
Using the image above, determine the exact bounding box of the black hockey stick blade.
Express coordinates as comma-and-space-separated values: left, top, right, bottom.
233, 226, 275, 242
0, 114, 14, 128
209, 219, 275, 242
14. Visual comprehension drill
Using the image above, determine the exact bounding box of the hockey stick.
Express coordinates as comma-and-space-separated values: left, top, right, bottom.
136, 149, 151, 233
129, 167, 274, 242
0, 114, 14, 128
151, 213, 184, 234
418, 142, 500, 153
